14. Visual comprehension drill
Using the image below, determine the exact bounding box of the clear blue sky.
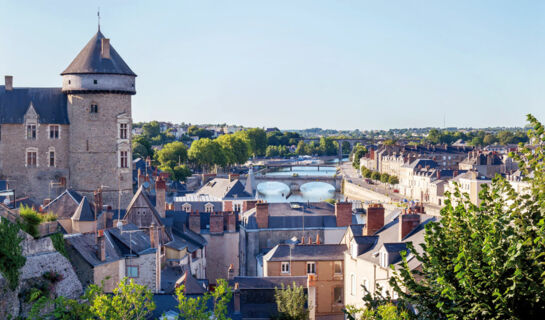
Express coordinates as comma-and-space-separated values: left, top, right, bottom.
1, 0, 543, 130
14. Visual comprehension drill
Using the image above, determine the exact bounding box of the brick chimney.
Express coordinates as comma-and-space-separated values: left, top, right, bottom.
189, 211, 201, 234
137, 169, 144, 188
224, 201, 233, 212
399, 213, 421, 241
150, 222, 158, 248
101, 38, 111, 59
334, 202, 352, 227
243, 200, 259, 212
228, 174, 239, 182
94, 188, 103, 217
315, 234, 321, 244
228, 264, 235, 280
97, 230, 106, 261
4, 75, 13, 91
233, 283, 241, 314
255, 202, 269, 229
155, 177, 166, 218
364, 204, 384, 235
209, 212, 224, 234
226, 212, 236, 232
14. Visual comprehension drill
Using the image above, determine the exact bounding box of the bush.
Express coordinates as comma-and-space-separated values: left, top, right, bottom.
19, 205, 43, 238
0, 219, 26, 290
50, 232, 68, 258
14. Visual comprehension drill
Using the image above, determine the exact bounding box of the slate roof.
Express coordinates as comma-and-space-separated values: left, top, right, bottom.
0, 87, 69, 124
264, 244, 346, 262
62, 30, 136, 76
176, 271, 207, 295
124, 186, 163, 222
404, 159, 438, 169
231, 276, 307, 290
71, 196, 95, 221
196, 178, 253, 200
66, 223, 155, 267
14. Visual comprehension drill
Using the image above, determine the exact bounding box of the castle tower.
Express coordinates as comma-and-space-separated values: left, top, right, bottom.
61, 29, 136, 209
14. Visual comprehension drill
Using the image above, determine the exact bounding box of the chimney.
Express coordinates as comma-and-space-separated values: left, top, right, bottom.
101, 38, 111, 59
301, 236, 305, 245
155, 177, 166, 218
399, 213, 421, 241
315, 234, 321, 244
137, 169, 144, 188
43, 198, 51, 207
436, 170, 441, 179
150, 222, 158, 248
94, 188, 103, 217
255, 202, 269, 229
364, 204, 384, 235
4, 75, 13, 91
228, 264, 235, 281
189, 211, 201, 234
209, 212, 224, 234
334, 202, 353, 227
307, 236, 312, 245
234, 283, 241, 314
228, 174, 239, 182
226, 212, 236, 232
243, 200, 258, 212
97, 230, 106, 261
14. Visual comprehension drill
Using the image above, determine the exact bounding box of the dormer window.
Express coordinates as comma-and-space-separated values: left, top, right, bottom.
205, 203, 214, 213
182, 203, 192, 213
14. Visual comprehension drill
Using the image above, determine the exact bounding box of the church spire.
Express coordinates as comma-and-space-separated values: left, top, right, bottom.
97, 8, 101, 31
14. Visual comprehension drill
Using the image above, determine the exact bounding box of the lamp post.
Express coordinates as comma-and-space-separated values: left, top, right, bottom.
287, 236, 298, 276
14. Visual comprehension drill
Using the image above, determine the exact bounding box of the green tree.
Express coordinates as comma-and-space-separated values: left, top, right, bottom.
0, 219, 26, 290
132, 135, 154, 159
89, 277, 155, 320
352, 146, 367, 169
295, 140, 307, 155
188, 138, 226, 172
320, 137, 337, 156
142, 121, 161, 139
371, 171, 381, 181
363, 169, 373, 179
380, 173, 390, 184
342, 141, 352, 154
274, 282, 308, 320
266, 145, 279, 158
156, 141, 188, 167
483, 134, 497, 145
242, 128, 267, 157
389, 116, 545, 319
217, 134, 249, 165
173, 278, 232, 320
388, 175, 399, 185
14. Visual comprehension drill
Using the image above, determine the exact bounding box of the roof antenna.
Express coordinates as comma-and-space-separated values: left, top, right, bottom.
97, 7, 101, 31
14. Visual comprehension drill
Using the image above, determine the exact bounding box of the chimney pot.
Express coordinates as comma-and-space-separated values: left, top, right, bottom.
364, 204, 384, 235
101, 38, 111, 59
4, 75, 13, 91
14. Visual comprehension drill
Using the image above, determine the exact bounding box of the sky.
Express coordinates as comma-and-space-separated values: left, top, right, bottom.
0, 0, 544, 130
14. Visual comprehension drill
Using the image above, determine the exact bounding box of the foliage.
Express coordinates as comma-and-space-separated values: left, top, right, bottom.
50, 232, 68, 258
266, 145, 290, 158
370, 171, 381, 181
352, 145, 367, 169
132, 135, 154, 159
88, 277, 155, 320
27, 295, 94, 320
424, 128, 528, 146
188, 138, 226, 171
188, 125, 214, 139
380, 173, 390, 184
156, 141, 191, 181
319, 137, 337, 156
0, 219, 26, 290
388, 175, 399, 185
388, 115, 545, 319
274, 282, 308, 320
217, 133, 250, 165
267, 131, 300, 146
242, 128, 268, 157
18, 205, 50, 238
173, 278, 232, 320
345, 303, 412, 320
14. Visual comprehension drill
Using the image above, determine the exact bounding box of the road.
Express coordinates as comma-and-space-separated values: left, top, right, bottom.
339, 162, 404, 202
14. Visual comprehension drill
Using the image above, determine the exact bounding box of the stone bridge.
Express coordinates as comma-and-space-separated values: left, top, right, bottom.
253, 174, 343, 192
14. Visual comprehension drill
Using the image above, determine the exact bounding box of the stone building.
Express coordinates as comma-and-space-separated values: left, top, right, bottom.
0, 28, 136, 208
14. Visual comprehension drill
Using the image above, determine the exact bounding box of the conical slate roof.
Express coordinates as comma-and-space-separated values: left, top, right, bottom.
61, 30, 136, 76
72, 196, 95, 222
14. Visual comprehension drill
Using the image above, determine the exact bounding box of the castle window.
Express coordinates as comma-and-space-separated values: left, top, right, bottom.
120, 151, 129, 168
90, 104, 98, 113
49, 125, 60, 139
26, 148, 38, 167
48, 149, 55, 167
119, 123, 128, 140
26, 124, 37, 140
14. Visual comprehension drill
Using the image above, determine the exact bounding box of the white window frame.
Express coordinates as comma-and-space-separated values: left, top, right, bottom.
48, 147, 56, 167
25, 147, 38, 167
26, 123, 37, 140
48, 125, 61, 139
118, 149, 130, 169
205, 203, 214, 213
351, 240, 358, 259
350, 273, 356, 296
380, 251, 388, 268
306, 261, 316, 274
119, 122, 129, 140
281, 262, 290, 274
182, 203, 192, 213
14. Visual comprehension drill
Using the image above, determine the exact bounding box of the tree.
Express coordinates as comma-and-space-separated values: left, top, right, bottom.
363, 169, 373, 179
319, 137, 337, 156
142, 121, 161, 139
295, 141, 306, 155
483, 134, 497, 145
352, 146, 367, 169
0, 219, 26, 290
188, 125, 214, 139
217, 134, 249, 165
380, 173, 390, 184
371, 171, 381, 181
388, 175, 399, 185
188, 138, 226, 171
156, 142, 188, 168
89, 277, 155, 320
132, 135, 153, 159
242, 128, 267, 157
342, 141, 352, 155
274, 282, 308, 320
173, 278, 232, 320
389, 116, 545, 319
